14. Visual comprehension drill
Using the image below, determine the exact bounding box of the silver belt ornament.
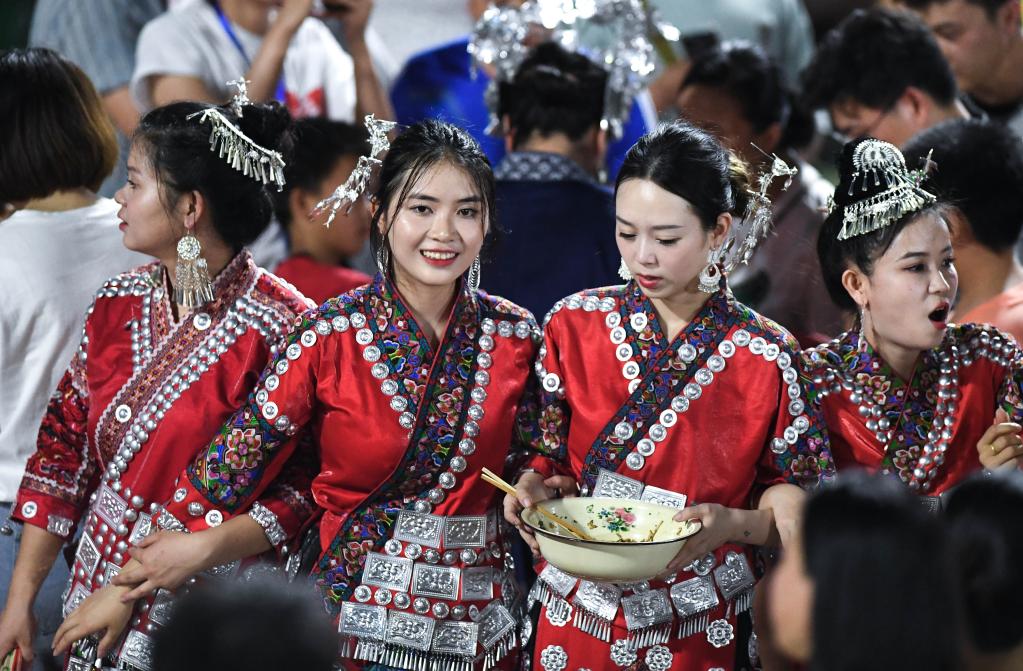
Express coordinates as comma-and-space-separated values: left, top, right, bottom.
538, 470, 755, 651
343, 510, 516, 671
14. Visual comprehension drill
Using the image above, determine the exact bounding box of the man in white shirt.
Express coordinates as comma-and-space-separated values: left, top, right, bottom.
132, 0, 393, 122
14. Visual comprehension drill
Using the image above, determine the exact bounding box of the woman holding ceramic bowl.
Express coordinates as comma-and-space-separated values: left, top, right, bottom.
505, 121, 834, 671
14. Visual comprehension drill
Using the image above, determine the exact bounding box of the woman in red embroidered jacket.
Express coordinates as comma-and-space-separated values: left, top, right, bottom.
118, 120, 540, 671
504, 122, 834, 671
0, 100, 317, 670
800, 138, 1023, 498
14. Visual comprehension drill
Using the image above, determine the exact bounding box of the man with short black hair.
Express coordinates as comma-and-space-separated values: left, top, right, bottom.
483, 41, 619, 320
801, 7, 970, 147
896, 0, 1023, 139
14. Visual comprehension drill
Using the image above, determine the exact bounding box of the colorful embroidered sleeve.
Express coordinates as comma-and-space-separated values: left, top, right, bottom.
758, 333, 834, 490
162, 309, 324, 544
990, 328, 1023, 423
520, 312, 572, 479
247, 431, 320, 555
13, 341, 96, 540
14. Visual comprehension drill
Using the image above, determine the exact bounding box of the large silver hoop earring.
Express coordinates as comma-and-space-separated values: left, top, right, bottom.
697, 253, 721, 294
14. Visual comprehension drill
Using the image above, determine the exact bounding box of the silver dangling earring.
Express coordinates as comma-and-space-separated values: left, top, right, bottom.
467, 255, 481, 294
175, 228, 214, 309
858, 307, 869, 351
375, 245, 389, 276
697, 250, 721, 294
618, 258, 633, 281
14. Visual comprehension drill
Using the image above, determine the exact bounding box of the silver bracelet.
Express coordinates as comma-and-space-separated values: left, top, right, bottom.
248, 502, 287, 547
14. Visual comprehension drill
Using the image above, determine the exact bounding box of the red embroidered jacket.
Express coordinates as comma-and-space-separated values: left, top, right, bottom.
520, 281, 833, 671
800, 324, 1023, 495
160, 275, 540, 669
13, 252, 315, 670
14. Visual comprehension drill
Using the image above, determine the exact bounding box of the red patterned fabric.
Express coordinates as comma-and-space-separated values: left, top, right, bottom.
801, 324, 1023, 494
162, 275, 540, 669
521, 281, 833, 671
13, 251, 314, 670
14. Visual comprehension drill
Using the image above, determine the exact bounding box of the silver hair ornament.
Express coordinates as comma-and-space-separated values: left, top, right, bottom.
469, 0, 679, 139
186, 81, 286, 192
312, 113, 398, 227
718, 147, 798, 273
836, 140, 936, 240
227, 77, 251, 118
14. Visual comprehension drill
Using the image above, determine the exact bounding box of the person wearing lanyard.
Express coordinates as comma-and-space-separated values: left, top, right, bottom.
133, 0, 393, 123
212, 1, 288, 104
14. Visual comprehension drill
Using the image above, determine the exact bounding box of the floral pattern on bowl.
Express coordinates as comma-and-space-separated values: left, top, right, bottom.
521, 497, 703, 581
592, 505, 637, 533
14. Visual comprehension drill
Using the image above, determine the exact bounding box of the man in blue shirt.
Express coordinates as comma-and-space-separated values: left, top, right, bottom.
391, 29, 653, 180
480, 42, 621, 320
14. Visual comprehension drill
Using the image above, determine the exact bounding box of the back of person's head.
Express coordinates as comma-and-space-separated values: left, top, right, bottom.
615, 121, 751, 231
681, 40, 815, 154
152, 576, 335, 671
903, 118, 1023, 253
804, 472, 963, 671
272, 117, 369, 228
370, 119, 496, 269
0, 47, 117, 204
133, 100, 293, 250
498, 41, 606, 149
801, 7, 958, 112
944, 472, 1023, 656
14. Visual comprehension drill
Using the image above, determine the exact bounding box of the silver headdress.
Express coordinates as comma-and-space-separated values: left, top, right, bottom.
186, 79, 286, 191
716, 149, 799, 273
832, 139, 936, 240
469, 0, 679, 139
312, 114, 398, 227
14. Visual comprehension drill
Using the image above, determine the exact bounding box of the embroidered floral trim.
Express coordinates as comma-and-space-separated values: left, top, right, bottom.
801, 324, 1023, 490
580, 284, 737, 489
311, 280, 537, 612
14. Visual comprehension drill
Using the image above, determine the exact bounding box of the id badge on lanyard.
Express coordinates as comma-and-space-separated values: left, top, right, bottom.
211, 0, 286, 103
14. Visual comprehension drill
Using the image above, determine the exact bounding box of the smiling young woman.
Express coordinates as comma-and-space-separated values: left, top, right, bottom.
110, 119, 543, 671
801, 137, 1023, 499
503, 121, 834, 671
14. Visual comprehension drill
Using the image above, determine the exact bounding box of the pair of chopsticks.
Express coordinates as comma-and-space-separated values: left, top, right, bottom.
479, 467, 592, 540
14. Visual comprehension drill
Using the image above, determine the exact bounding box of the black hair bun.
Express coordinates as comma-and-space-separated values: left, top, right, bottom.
235, 101, 294, 158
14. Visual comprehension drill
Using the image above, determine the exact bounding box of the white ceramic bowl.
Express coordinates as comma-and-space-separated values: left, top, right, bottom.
521, 497, 701, 582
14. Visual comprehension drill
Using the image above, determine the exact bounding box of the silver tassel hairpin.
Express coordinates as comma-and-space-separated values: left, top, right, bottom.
719, 146, 798, 273
312, 113, 397, 227
186, 79, 287, 191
